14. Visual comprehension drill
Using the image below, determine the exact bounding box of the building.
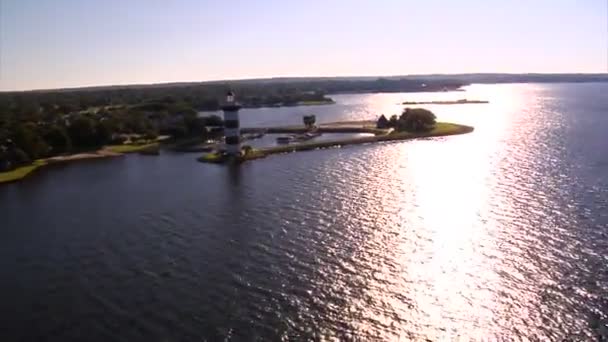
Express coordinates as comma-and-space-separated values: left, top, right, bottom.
222, 91, 242, 156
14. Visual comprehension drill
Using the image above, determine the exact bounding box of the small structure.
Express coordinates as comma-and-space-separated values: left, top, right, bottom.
376, 114, 389, 128
303, 115, 316, 129
221, 91, 242, 156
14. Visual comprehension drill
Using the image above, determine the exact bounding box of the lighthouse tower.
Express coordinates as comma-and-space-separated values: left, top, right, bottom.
222, 91, 242, 156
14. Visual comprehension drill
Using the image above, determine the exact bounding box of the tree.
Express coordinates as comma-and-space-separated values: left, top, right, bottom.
303, 115, 316, 129
389, 115, 399, 128
183, 112, 204, 136
68, 115, 97, 147
12, 148, 31, 165
376, 114, 389, 128
197, 98, 219, 111
12, 123, 49, 159
397, 108, 436, 132
202, 114, 223, 127
44, 125, 72, 154
124, 112, 149, 134
95, 120, 115, 145
57, 102, 78, 115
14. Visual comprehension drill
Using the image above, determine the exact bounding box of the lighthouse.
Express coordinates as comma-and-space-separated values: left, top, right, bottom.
222, 91, 241, 156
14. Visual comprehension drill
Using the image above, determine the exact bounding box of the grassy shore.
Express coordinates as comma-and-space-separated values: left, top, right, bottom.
0, 142, 160, 185
104, 142, 159, 154
0, 160, 48, 184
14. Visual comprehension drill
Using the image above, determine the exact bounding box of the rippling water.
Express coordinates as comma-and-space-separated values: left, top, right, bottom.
1, 84, 607, 340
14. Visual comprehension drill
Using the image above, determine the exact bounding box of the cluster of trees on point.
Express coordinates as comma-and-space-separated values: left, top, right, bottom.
377, 108, 437, 132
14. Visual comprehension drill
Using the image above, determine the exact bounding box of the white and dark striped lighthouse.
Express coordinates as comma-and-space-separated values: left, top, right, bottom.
222, 91, 242, 156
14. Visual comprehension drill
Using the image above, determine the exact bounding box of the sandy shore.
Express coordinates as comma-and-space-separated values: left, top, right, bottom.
44, 149, 122, 164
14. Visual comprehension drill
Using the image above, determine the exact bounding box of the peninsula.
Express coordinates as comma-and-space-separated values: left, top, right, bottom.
198, 108, 474, 164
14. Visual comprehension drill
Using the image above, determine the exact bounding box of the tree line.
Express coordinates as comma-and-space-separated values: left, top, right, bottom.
0, 96, 223, 171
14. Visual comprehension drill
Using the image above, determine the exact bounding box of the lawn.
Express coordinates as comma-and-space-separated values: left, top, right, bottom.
105, 142, 159, 154
430, 122, 465, 135
0, 160, 47, 184
297, 100, 336, 106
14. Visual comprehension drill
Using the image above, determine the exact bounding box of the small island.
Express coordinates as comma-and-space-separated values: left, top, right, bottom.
198, 108, 474, 164
402, 99, 489, 105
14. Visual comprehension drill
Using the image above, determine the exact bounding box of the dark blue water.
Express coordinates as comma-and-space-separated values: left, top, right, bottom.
1, 84, 607, 340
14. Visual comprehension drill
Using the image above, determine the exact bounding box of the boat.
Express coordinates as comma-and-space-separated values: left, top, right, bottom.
242, 132, 265, 140
304, 131, 321, 139
293, 131, 321, 142
276, 136, 292, 144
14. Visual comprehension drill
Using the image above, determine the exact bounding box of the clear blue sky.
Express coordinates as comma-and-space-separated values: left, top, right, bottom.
0, 0, 606, 91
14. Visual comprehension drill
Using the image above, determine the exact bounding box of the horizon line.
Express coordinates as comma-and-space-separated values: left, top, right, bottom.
2, 72, 608, 93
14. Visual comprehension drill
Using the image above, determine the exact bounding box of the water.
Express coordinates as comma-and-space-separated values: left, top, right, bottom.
1, 84, 607, 340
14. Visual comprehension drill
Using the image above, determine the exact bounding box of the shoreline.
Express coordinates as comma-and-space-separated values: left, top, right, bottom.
402, 99, 489, 105
326, 88, 465, 95
0, 143, 159, 185
2, 119, 474, 183
241, 99, 335, 109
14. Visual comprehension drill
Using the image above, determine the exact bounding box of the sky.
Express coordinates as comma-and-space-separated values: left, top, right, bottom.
0, 0, 606, 91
